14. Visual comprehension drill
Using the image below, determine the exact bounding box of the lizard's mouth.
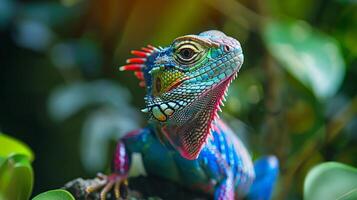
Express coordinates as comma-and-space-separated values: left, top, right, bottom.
164, 78, 187, 92
161, 71, 238, 160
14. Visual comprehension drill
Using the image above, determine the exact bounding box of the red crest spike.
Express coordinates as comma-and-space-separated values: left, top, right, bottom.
120, 45, 160, 87
131, 50, 149, 57
119, 64, 144, 71
141, 47, 153, 53
134, 71, 144, 80
126, 58, 146, 64
147, 45, 159, 51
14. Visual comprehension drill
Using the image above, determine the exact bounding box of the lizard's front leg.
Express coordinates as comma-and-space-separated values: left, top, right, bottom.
86, 128, 149, 200
86, 140, 130, 200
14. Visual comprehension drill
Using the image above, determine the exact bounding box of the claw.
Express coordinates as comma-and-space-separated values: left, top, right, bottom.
85, 173, 128, 200
120, 180, 129, 199
100, 181, 114, 200
85, 179, 106, 193
114, 181, 120, 199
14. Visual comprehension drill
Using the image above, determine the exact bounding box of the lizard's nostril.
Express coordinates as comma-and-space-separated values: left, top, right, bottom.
223, 45, 230, 52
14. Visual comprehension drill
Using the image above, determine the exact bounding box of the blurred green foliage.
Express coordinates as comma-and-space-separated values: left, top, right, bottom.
263, 20, 345, 100
0, 0, 356, 199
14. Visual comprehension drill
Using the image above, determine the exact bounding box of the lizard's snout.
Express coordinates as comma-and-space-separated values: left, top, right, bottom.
220, 37, 244, 72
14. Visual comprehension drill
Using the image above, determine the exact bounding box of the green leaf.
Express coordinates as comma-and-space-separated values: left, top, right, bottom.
0, 154, 34, 200
0, 133, 34, 162
304, 162, 357, 200
32, 189, 75, 200
263, 20, 345, 100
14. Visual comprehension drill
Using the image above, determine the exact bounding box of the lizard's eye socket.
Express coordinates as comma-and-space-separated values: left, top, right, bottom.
174, 43, 203, 65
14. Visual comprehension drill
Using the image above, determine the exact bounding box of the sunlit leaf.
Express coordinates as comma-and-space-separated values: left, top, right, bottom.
0, 154, 33, 200
0, 133, 34, 162
304, 162, 357, 200
263, 20, 345, 100
32, 189, 75, 200
47, 80, 133, 121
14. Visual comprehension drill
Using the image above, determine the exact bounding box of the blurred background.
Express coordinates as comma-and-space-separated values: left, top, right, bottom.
0, 0, 356, 199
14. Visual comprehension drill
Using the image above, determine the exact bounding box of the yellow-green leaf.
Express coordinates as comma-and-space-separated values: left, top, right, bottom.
0, 133, 34, 162
0, 154, 34, 200
32, 189, 75, 200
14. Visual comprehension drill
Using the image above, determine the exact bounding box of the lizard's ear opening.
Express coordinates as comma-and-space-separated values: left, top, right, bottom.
119, 45, 159, 87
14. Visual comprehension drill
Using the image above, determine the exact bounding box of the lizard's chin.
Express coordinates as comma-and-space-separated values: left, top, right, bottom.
160, 72, 238, 160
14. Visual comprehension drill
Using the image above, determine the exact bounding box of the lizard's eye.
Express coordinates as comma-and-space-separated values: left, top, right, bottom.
179, 48, 195, 60
174, 43, 203, 65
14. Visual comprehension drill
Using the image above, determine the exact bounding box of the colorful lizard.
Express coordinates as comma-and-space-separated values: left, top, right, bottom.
86, 30, 279, 200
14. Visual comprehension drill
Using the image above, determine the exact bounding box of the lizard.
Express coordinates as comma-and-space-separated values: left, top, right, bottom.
86, 30, 279, 200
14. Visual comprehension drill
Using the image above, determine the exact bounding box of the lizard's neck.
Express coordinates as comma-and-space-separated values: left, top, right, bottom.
149, 75, 232, 160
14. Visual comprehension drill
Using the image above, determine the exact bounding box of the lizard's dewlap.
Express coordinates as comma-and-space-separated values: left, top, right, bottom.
162, 72, 237, 160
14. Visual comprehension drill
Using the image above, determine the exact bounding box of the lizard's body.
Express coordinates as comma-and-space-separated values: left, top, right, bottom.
122, 120, 254, 197
87, 30, 279, 200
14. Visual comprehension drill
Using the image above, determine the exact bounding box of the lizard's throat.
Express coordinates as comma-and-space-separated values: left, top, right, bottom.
159, 73, 236, 160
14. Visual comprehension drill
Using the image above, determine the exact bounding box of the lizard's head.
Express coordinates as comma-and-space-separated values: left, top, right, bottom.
121, 30, 243, 160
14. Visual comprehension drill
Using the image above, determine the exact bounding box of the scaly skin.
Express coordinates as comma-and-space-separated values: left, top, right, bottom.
86, 30, 279, 200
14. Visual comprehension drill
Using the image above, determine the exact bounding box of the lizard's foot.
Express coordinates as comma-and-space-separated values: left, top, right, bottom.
85, 172, 128, 200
